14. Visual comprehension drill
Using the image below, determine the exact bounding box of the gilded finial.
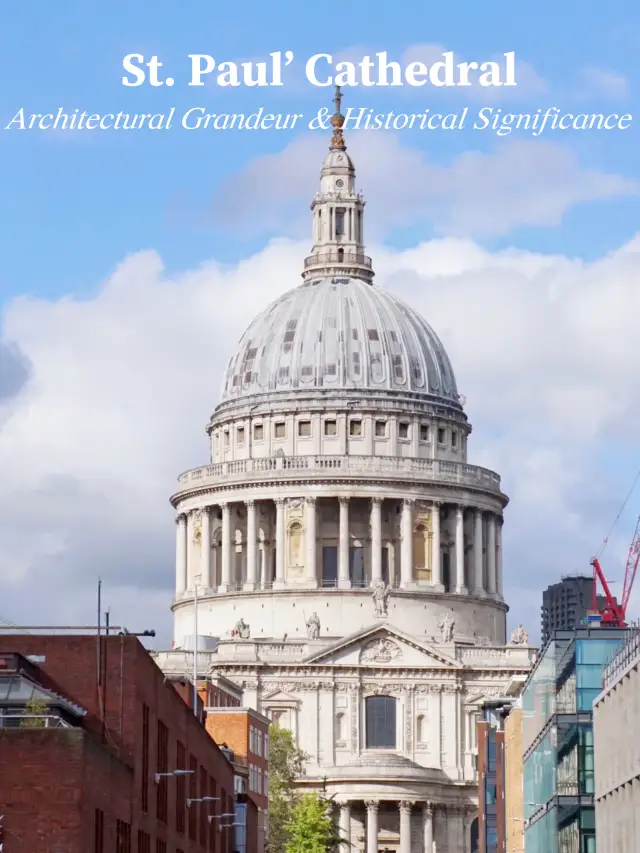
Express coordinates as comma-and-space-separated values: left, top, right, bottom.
330, 84, 346, 150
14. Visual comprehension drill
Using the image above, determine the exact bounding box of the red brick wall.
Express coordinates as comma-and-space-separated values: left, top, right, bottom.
204, 711, 269, 811
0, 635, 236, 853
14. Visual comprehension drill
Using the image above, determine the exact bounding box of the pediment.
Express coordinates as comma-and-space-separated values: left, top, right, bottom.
261, 689, 300, 704
304, 624, 461, 669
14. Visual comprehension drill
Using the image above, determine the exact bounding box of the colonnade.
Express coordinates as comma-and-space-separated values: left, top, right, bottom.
175, 496, 503, 600
337, 799, 471, 853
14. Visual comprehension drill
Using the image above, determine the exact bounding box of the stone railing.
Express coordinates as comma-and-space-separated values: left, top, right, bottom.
177, 455, 502, 493
303, 250, 372, 268
456, 646, 537, 667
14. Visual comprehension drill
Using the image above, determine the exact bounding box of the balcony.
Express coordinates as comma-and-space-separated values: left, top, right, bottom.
303, 250, 372, 269
176, 454, 502, 494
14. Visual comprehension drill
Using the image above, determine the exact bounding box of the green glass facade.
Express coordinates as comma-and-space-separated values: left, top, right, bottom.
522, 630, 626, 853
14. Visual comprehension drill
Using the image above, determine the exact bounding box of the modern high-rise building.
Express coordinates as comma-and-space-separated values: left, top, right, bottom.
522, 628, 627, 853
540, 576, 607, 645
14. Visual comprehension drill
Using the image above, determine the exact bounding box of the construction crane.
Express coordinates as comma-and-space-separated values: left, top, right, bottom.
591, 514, 640, 628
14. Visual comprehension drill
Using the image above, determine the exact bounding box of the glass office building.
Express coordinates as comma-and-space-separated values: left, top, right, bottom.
522, 629, 627, 853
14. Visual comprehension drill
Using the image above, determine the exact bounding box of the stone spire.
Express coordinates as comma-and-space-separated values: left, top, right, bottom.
302, 87, 374, 283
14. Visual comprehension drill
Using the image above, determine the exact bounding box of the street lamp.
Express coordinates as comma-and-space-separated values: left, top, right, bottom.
154, 769, 195, 785
208, 813, 235, 824
187, 796, 220, 805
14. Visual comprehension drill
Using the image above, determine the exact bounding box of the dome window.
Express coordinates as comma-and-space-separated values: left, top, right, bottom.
274, 422, 286, 439
298, 420, 311, 437
420, 424, 430, 442
324, 420, 337, 436
375, 420, 386, 437
367, 328, 379, 341
437, 427, 446, 445
335, 208, 346, 237
224, 431, 230, 447
398, 422, 409, 440
349, 420, 362, 437
253, 424, 264, 441
236, 427, 245, 445
452, 431, 458, 449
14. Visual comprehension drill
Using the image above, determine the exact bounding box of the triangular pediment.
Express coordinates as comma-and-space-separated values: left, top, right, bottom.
304, 624, 461, 669
260, 689, 300, 704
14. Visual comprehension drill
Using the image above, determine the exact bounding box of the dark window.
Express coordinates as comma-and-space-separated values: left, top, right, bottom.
349, 547, 365, 586
156, 720, 168, 824
298, 420, 311, 437
200, 767, 208, 845
324, 419, 337, 436
209, 776, 217, 851
420, 424, 430, 441
452, 430, 458, 448
375, 420, 386, 437
141, 704, 150, 813
189, 755, 198, 841
487, 734, 497, 772
116, 820, 131, 853
438, 427, 445, 444
365, 695, 397, 749
156, 841, 166, 853
349, 420, 362, 436
335, 207, 346, 236
398, 422, 409, 439
137, 831, 150, 853
94, 809, 104, 853
176, 741, 186, 834
381, 547, 389, 585
322, 546, 338, 586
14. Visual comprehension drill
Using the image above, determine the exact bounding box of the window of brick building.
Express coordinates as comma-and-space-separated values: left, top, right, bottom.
136, 831, 150, 853
155, 841, 166, 853
155, 720, 168, 824
208, 776, 217, 852
176, 741, 186, 835
94, 809, 104, 853
116, 820, 131, 853
189, 755, 198, 841
200, 767, 208, 845
141, 704, 150, 813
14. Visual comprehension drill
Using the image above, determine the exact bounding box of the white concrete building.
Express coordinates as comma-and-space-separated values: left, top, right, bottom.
158, 91, 535, 853
594, 628, 640, 853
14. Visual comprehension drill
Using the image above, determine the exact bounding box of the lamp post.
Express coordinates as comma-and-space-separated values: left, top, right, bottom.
187, 796, 220, 808
208, 813, 235, 824
154, 769, 195, 785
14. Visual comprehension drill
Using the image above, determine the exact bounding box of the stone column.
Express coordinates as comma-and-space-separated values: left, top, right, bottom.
496, 517, 503, 599
487, 515, 497, 596
370, 497, 383, 585
219, 503, 232, 591
455, 506, 467, 594
431, 502, 443, 589
338, 498, 350, 588
365, 801, 378, 853
401, 498, 414, 587
275, 498, 286, 588
473, 509, 484, 595
399, 801, 413, 853
200, 507, 212, 588
338, 801, 351, 853
175, 514, 187, 595
423, 803, 434, 853
244, 500, 257, 590
306, 497, 317, 587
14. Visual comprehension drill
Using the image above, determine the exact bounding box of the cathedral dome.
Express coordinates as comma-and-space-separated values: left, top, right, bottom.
220, 275, 460, 406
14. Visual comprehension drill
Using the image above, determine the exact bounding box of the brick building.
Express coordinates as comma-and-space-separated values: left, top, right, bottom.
0, 635, 236, 853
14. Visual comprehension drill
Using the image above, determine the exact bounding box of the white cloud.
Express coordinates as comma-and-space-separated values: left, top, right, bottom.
1, 233, 640, 643
209, 132, 637, 239
581, 67, 629, 99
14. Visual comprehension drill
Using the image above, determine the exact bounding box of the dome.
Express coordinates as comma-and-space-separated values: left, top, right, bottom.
220, 275, 460, 406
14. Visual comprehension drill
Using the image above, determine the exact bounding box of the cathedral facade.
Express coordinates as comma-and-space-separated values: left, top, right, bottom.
161, 92, 534, 853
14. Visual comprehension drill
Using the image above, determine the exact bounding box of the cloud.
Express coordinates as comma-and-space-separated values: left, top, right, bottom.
1, 233, 640, 643
0, 341, 31, 402
581, 67, 629, 99
209, 133, 637, 239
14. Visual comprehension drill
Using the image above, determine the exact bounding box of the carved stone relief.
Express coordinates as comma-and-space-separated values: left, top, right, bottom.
359, 638, 402, 663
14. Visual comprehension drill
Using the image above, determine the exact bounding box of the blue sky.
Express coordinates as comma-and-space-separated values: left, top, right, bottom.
1, 0, 639, 298
1, 1, 639, 642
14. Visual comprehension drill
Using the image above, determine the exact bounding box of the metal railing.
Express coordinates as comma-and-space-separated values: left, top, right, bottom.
177, 454, 502, 493
0, 714, 74, 729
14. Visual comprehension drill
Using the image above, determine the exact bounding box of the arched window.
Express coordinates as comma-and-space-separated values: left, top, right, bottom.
337, 247, 344, 262
470, 816, 479, 853
365, 695, 397, 749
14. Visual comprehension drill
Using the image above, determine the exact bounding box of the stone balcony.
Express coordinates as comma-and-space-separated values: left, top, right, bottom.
175, 454, 502, 495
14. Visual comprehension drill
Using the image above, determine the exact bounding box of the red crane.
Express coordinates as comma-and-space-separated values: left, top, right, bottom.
591, 514, 640, 627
